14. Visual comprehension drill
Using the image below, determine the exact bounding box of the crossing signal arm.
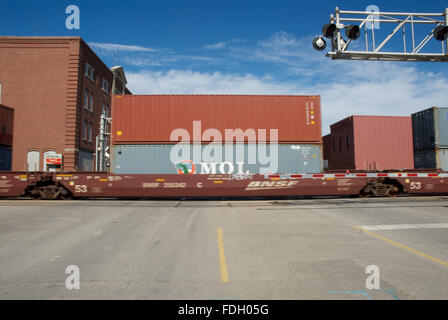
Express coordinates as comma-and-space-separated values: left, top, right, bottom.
313, 7, 448, 62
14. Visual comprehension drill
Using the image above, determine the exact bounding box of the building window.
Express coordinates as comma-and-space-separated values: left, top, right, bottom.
27, 150, 40, 172
85, 63, 96, 81
339, 137, 342, 152
82, 120, 87, 141
89, 93, 94, 111
347, 135, 351, 150
102, 79, 110, 94
101, 101, 110, 116
333, 139, 336, 153
84, 89, 89, 109
43, 150, 58, 172
87, 122, 92, 142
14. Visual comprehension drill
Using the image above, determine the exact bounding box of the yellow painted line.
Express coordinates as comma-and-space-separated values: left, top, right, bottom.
213, 181, 223, 184
99, 179, 109, 182
357, 227, 448, 268
156, 179, 166, 182
217, 228, 229, 282
56, 174, 73, 177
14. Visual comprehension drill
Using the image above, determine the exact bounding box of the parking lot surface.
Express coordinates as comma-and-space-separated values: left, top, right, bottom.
0, 196, 447, 299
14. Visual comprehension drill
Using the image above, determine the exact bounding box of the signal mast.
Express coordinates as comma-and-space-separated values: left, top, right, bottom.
313, 7, 448, 62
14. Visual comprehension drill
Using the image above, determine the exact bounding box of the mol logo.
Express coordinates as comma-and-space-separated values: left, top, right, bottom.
176, 161, 250, 175
245, 181, 299, 191
176, 160, 196, 175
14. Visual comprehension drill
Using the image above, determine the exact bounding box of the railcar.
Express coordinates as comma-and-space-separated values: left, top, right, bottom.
0, 171, 446, 200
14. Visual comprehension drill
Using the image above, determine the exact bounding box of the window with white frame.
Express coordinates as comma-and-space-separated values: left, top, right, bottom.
87, 122, 92, 142
82, 120, 87, 141
89, 93, 94, 111
102, 79, 110, 94
85, 63, 96, 81
84, 89, 89, 109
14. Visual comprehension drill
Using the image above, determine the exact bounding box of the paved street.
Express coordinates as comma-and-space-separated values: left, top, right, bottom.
0, 196, 447, 300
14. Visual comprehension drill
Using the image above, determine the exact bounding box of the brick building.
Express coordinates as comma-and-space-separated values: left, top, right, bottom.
0, 36, 131, 172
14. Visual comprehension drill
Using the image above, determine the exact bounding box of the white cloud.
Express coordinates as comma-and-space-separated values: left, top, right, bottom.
89, 42, 157, 52
127, 70, 298, 95
203, 41, 228, 50
203, 39, 245, 50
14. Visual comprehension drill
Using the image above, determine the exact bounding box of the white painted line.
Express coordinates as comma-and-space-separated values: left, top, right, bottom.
359, 223, 448, 231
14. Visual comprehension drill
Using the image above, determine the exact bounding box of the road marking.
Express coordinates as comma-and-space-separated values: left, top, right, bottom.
359, 223, 448, 231
357, 227, 448, 267
328, 290, 373, 300
328, 289, 400, 300
217, 227, 229, 283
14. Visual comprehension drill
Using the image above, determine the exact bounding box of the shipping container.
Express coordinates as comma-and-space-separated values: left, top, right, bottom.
112, 144, 322, 174
78, 149, 94, 172
111, 95, 322, 144
326, 116, 414, 170
414, 148, 448, 171
0, 145, 12, 171
412, 107, 448, 152
0, 105, 14, 147
322, 134, 331, 170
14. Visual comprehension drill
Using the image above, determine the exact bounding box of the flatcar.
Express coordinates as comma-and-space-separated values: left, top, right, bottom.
0, 171, 446, 200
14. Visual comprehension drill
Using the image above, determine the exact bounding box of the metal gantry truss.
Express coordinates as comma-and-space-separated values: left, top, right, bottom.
326, 7, 448, 62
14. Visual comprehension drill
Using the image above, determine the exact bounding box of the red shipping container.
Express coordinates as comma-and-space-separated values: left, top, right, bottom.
111, 95, 321, 144
326, 116, 414, 170
0, 105, 14, 147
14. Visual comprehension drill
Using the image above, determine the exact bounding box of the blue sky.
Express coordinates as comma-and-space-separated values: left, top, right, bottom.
1, 0, 448, 134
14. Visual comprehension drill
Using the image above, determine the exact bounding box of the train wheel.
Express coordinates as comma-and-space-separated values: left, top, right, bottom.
39, 184, 71, 200
388, 186, 400, 198
360, 179, 402, 198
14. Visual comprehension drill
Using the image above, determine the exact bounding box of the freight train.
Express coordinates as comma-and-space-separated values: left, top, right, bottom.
1, 95, 447, 200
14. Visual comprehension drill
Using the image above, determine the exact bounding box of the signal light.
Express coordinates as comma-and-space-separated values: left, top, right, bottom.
345, 25, 361, 40
338, 37, 348, 49
433, 26, 448, 41
322, 23, 337, 38
312, 36, 327, 51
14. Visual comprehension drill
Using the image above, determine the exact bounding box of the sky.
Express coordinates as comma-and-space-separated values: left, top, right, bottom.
1, 0, 448, 134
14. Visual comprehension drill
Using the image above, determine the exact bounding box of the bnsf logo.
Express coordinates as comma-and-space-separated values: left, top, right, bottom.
247, 181, 298, 188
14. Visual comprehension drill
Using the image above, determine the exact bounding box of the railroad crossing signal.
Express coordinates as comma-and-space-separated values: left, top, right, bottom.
104, 146, 110, 159
313, 7, 448, 62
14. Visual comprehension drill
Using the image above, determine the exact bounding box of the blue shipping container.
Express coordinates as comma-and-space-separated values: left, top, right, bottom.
412, 107, 448, 151
414, 148, 448, 171
0, 145, 12, 171
112, 144, 322, 174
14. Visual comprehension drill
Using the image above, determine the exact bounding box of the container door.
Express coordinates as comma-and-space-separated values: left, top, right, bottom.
27, 151, 40, 172
436, 109, 448, 148
437, 149, 448, 171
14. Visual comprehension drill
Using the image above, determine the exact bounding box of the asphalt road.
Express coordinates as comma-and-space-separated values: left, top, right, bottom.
0, 196, 447, 300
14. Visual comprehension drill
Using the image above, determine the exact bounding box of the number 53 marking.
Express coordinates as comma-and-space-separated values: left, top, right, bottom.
75, 185, 88, 193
